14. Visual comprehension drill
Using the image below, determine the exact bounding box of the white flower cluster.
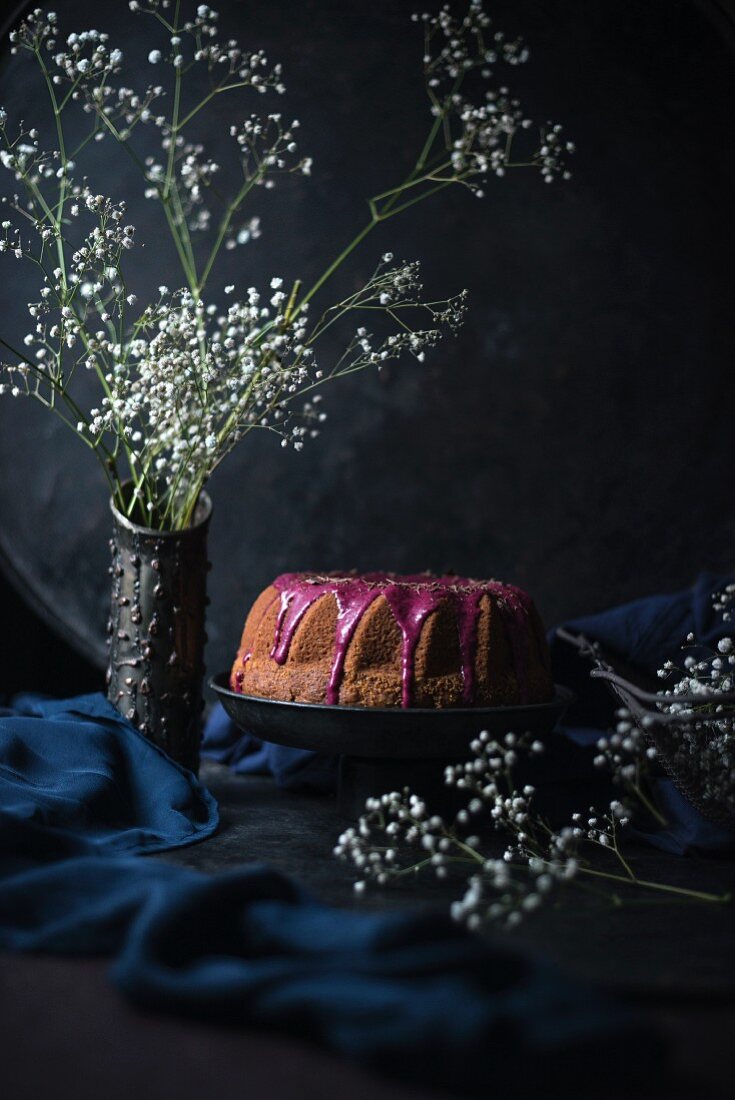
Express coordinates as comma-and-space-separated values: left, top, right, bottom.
0, 164, 134, 395
0, 218, 25, 259
40, 281, 315, 510
64, 3, 300, 247
332, 719, 720, 931
713, 583, 735, 622
569, 801, 630, 847
314, 257, 468, 379
147, 139, 221, 228
84, 83, 165, 146
0, 132, 458, 477
225, 215, 261, 251
52, 30, 123, 85
335, 732, 587, 932
0, 1, 304, 259
410, 0, 573, 191
1, 1, 570, 530
0, 178, 461, 519
131, 1, 285, 93
593, 707, 657, 786
451, 857, 570, 931
0, 120, 58, 185
230, 114, 311, 184
8, 8, 59, 54
653, 603, 735, 819
10, 11, 123, 87
137, 112, 310, 237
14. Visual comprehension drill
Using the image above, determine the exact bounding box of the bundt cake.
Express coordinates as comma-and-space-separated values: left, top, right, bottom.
229, 572, 553, 709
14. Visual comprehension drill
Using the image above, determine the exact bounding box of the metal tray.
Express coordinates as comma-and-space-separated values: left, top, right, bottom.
209, 672, 574, 760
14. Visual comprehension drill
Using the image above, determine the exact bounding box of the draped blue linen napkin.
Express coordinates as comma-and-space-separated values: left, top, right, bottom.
0, 693, 218, 855
0, 692, 656, 1093
203, 573, 735, 854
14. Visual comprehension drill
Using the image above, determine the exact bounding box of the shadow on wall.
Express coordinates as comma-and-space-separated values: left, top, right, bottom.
0, 572, 103, 696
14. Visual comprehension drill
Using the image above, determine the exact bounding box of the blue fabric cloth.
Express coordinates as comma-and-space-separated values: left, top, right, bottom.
549, 571, 734, 743
635, 780, 735, 856
203, 700, 336, 792
203, 573, 735, 854
0, 693, 218, 856
0, 692, 657, 1093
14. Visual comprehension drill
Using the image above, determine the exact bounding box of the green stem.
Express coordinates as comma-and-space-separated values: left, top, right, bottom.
162, 197, 198, 292
36, 52, 68, 282
415, 112, 444, 174
371, 163, 452, 204
163, 1, 183, 202
612, 843, 636, 881
92, 109, 195, 299
631, 772, 669, 828
175, 78, 255, 132
297, 219, 377, 313
578, 865, 729, 903
170, 184, 198, 282
382, 180, 453, 218
179, 477, 204, 529
0, 338, 119, 499
197, 173, 262, 293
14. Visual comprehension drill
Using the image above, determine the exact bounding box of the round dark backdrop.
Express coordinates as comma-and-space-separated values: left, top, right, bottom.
0, 0, 733, 687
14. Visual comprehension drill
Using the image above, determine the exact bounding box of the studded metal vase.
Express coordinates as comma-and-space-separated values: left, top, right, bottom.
106, 490, 213, 773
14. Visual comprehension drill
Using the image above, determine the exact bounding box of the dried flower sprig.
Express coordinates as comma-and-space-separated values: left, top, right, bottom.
0, 2, 572, 529
335, 730, 729, 932
712, 584, 735, 623
591, 707, 666, 825
652, 593, 735, 820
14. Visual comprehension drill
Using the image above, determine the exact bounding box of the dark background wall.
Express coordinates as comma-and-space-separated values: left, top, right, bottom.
1, 0, 734, 695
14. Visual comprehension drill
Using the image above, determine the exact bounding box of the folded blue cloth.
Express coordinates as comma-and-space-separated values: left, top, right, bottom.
0, 693, 218, 857
0, 692, 656, 1093
203, 573, 735, 854
549, 571, 734, 745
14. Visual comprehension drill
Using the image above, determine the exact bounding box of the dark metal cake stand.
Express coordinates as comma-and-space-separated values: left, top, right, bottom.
210, 674, 574, 817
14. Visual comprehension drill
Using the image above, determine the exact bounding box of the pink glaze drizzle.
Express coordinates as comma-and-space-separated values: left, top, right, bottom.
453, 588, 485, 704
381, 584, 445, 707
257, 572, 535, 707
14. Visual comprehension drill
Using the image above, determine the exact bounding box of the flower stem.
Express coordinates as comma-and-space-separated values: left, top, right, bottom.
631, 778, 668, 828
297, 218, 377, 313
578, 865, 730, 903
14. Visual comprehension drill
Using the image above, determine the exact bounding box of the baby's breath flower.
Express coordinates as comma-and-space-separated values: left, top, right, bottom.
652, 595, 735, 818
335, 730, 587, 931
1, 1, 570, 531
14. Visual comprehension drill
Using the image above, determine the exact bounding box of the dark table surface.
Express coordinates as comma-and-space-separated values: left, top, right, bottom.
3, 761, 735, 1100
165, 764, 735, 999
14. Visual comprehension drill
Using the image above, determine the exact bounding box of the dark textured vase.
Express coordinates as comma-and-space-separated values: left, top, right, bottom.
106, 489, 213, 773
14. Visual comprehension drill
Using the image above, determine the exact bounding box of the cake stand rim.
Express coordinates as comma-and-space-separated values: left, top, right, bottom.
208, 672, 575, 759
